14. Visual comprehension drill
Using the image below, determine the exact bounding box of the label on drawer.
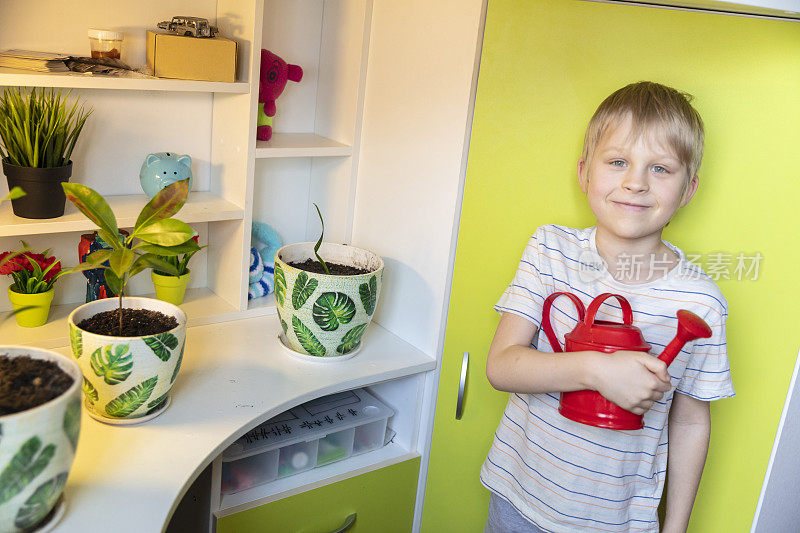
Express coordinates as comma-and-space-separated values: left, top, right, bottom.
222, 388, 393, 462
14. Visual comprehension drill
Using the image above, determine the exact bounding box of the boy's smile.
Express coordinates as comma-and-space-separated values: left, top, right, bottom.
577, 114, 699, 264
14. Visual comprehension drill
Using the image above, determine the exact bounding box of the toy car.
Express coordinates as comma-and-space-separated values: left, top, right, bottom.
157, 16, 219, 38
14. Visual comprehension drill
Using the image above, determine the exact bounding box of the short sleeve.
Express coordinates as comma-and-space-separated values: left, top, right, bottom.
675, 301, 736, 401
494, 228, 547, 328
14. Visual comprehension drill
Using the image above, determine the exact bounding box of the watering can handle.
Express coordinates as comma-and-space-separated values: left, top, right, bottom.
585, 293, 634, 327
541, 292, 586, 353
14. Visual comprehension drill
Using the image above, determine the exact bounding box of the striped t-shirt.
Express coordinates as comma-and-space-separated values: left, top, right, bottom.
480, 224, 735, 533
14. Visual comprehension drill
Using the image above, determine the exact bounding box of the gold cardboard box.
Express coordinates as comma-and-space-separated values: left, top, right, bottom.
146, 30, 238, 82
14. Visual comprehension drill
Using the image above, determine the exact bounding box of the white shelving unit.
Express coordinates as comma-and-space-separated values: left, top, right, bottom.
0, 0, 485, 531
255, 133, 352, 158
0, 191, 243, 237
0, 68, 251, 92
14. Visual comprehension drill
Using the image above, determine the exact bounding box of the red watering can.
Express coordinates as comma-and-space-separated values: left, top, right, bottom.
541, 292, 712, 430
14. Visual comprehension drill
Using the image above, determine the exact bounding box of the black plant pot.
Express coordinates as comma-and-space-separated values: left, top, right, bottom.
2, 160, 72, 219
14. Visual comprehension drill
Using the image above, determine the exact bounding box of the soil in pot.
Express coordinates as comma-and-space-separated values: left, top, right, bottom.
287, 259, 371, 276
77, 308, 178, 337
0, 356, 74, 415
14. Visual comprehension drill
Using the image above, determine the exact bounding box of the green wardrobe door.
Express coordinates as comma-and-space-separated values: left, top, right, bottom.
424, 1, 796, 531
217, 458, 419, 533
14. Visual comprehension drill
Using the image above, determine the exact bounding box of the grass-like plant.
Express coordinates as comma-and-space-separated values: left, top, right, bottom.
63, 179, 198, 334
0, 87, 92, 168
313, 203, 330, 275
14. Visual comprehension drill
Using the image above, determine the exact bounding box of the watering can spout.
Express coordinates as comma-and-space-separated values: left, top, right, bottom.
657, 310, 712, 367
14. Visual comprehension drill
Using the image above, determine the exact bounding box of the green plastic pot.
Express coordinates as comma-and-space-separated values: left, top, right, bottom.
7, 287, 54, 328
151, 271, 190, 306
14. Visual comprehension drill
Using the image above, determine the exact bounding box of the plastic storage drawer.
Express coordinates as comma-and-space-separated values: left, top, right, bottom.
220, 388, 394, 494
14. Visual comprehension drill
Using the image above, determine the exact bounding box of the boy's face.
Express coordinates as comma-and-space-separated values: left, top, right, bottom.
577, 115, 699, 244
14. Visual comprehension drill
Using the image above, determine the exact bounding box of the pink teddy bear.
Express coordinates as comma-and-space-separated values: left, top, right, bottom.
257, 49, 303, 142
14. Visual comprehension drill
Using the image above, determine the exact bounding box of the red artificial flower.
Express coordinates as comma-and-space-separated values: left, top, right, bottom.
0, 251, 23, 275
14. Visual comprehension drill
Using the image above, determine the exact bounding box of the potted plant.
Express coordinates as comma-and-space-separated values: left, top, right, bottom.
274, 204, 384, 359
0, 243, 69, 327
150, 235, 202, 305
0, 348, 81, 532
0, 189, 81, 532
62, 179, 195, 424
0, 87, 92, 219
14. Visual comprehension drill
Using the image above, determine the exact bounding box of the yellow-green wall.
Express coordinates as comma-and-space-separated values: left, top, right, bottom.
426, 1, 800, 531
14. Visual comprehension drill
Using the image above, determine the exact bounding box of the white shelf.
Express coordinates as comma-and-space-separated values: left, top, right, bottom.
246, 292, 276, 313
0, 287, 241, 348
216, 442, 418, 517
0, 191, 244, 237
0, 68, 250, 93
255, 133, 352, 158
56, 317, 436, 533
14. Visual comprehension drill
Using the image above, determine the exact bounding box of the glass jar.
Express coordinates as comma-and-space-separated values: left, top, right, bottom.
88, 29, 123, 60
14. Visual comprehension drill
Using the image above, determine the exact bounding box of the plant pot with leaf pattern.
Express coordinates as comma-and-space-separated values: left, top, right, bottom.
0, 347, 81, 532
67, 297, 187, 424
60, 179, 197, 424
274, 242, 383, 359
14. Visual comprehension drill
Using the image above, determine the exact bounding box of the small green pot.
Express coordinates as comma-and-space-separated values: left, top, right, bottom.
274, 242, 383, 358
151, 271, 190, 306
67, 297, 187, 424
7, 287, 54, 328
0, 346, 81, 532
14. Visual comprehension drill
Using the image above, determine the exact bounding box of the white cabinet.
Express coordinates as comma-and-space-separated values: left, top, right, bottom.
0, 1, 485, 531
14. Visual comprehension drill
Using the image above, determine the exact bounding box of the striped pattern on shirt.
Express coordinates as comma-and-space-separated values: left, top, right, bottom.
480, 225, 735, 533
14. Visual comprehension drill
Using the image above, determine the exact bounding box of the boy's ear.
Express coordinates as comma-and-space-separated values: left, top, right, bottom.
680, 174, 700, 207
577, 158, 588, 193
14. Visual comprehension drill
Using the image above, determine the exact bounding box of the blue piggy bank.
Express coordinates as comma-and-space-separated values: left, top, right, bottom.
139, 152, 193, 199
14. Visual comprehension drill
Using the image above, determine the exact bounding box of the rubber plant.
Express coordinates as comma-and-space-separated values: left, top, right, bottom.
62, 179, 198, 335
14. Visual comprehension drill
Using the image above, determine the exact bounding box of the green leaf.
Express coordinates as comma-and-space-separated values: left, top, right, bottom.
143, 332, 178, 362
312, 292, 356, 332
359, 275, 378, 316
136, 239, 201, 257
135, 218, 195, 246
292, 316, 326, 357
90, 344, 133, 385
292, 271, 318, 310
280, 318, 288, 335
147, 391, 169, 410
62, 182, 118, 237
336, 323, 368, 354
170, 343, 184, 385
7, 186, 25, 200
0, 437, 55, 504
135, 178, 190, 229
274, 263, 286, 306
70, 325, 82, 358
103, 269, 123, 296
108, 248, 135, 279
131, 253, 180, 276
105, 376, 158, 418
63, 398, 81, 453
97, 228, 123, 251
14, 472, 68, 530
82, 377, 98, 405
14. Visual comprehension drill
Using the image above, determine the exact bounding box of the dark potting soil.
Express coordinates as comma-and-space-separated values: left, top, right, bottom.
0, 356, 74, 415
77, 308, 178, 337
287, 259, 371, 276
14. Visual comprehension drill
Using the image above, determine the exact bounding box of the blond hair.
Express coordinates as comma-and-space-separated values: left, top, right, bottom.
581, 81, 705, 180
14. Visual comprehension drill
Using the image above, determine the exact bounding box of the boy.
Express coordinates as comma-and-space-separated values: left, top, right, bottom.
481, 81, 735, 533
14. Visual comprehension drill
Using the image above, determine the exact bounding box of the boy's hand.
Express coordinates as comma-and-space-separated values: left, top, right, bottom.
591, 351, 672, 415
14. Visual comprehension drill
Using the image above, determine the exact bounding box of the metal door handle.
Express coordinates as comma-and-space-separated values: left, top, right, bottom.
456, 351, 469, 419
327, 513, 356, 533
